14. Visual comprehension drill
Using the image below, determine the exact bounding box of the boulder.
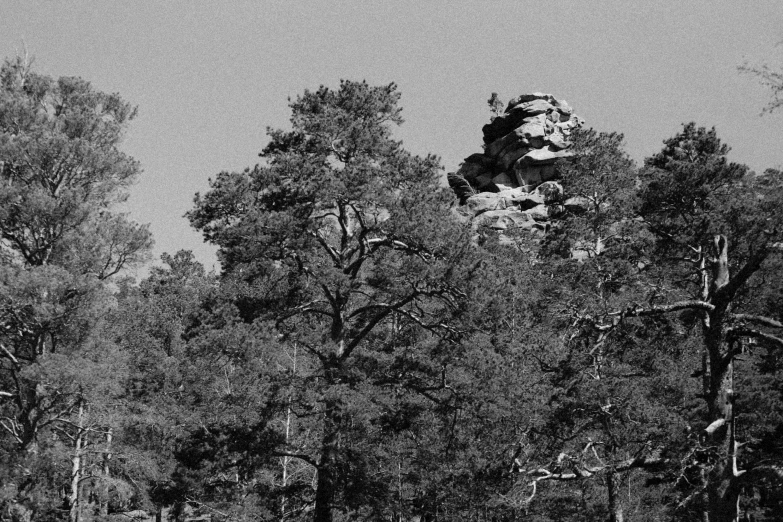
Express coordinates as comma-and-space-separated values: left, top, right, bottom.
492, 172, 514, 190
456, 161, 489, 181
482, 111, 528, 144
497, 142, 532, 171
465, 192, 506, 214
555, 100, 573, 116
547, 131, 570, 150
519, 146, 573, 165
474, 173, 499, 192
476, 209, 535, 230
498, 187, 545, 209
487, 116, 548, 159
486, 131, 521, 158
524, 204, 550, 222
463, 153, 493, 166
564, 196, 590, 213
505, 92, 557, 112
510, 99, 555, 117
514, 164, 557, 191
513, 115, 547, 139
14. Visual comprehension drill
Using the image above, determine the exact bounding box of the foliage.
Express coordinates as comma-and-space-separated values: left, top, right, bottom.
185, 80, 483, 522
3, 59, 783, 522
0, 56, 151, 521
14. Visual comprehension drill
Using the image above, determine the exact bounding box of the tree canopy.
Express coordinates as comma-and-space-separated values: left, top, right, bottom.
0, 56, 151, 522
3, 60, 783, 522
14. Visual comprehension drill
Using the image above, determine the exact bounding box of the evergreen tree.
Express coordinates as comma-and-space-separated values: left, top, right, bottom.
500, 129, 686, 521
533, 123, 783, 520
632, 123, 783, 520
0, 56, 151, 521
188, 80, 475, 522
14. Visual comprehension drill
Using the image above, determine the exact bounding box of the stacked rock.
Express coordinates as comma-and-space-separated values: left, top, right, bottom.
449, 92, 584, 233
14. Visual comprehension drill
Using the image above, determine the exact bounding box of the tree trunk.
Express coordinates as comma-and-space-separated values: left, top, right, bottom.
313, 399, 340, 522
69, 402, 84, 522
703, 357, 741, 522
313, 355, 343, 522
100, 427, 112, 517
606, 472, 623, 522
701, 236, 740, 522
281, 344, 297, 522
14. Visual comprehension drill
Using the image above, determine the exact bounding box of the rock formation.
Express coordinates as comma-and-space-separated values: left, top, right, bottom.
449, 92, 584, 234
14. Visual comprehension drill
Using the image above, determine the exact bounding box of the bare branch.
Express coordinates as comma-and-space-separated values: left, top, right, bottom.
704, 418, 726, 435
365, 236, 434, 262
0, 343, 20, 367
0, 417, 22, 443
731, 314, 783, 329
522, 452, 670, 483
616, 300, 715, 319
728, 327, 783, 350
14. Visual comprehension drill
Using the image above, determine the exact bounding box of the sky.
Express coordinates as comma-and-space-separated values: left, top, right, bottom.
2, 1, 783, 274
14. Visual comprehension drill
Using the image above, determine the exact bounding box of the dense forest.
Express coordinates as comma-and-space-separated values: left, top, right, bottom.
1, 55, 783, 522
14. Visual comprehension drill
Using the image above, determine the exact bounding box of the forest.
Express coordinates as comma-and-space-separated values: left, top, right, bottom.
1, 55, 783, 522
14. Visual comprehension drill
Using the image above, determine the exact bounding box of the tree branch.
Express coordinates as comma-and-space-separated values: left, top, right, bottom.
341, 292, 420, 360
731, 314, 783, 329
278, 300, 335, 323
271, 451, 318, 469
713, 246, 770, 306
734, 464, 783, 483
617, 300, 715, 318
523, 454, 670, 482
0, 343, 20, 367
728, 327, 783, 350
307, 229, 341, 268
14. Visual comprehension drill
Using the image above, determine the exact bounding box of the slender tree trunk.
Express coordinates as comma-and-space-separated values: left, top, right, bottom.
698, 247, 712, 398
281, 344, 297, 522
100, 427, 112, 517
69, 402, 84, 522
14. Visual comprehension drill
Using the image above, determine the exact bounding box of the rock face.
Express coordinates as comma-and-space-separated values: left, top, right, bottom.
449, 92, 584, 235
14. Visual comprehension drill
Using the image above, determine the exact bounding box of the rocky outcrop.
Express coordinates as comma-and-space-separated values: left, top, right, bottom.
449, 93, 584, 235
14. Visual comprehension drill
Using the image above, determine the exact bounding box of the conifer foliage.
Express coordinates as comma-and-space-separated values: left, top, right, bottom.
0, 56, 151, 521
188, 80, 476, 522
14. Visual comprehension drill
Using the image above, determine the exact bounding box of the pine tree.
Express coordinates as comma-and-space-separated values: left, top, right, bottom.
188, 80, 474, 522
0, 56, 151, 521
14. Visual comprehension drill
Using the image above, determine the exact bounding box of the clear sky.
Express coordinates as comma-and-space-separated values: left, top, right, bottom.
3, 1, 783, 273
